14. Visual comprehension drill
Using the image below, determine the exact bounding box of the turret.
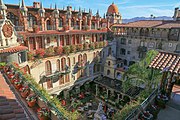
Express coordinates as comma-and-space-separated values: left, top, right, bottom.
20, 0, 28, 16
53, 3, 59, 18
0, 0, 7, 19
78, 7, 82, 20
38, 2, 45, 17
173, 7, 179, 21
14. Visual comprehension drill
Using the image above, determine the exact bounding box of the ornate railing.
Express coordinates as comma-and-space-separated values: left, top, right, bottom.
14, 26, 24, 31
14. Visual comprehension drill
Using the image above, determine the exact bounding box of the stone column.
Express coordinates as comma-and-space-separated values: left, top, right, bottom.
106, 89, 109, 98
64, 35, 66, 46
96, 84, 98, 96
79, 20, 82, 30
55, 18, 59, 30
74, 34, 77, 45
27, 37, 30, 51
44, 37, 47, 48
35, 37, 38, 49
41, 18, 45, 31
57, 35, 60, 46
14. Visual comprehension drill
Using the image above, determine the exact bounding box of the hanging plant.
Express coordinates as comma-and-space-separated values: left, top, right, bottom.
35, 49, 45, 59
70, 45, 77, 53
54, 46, 63, 55
37, 107, 50, 120
45, 46, 54, 57
19, 85, 30, 98
63, 46, 70, 55
26, 94, 37, 107
14, 79, 23, 90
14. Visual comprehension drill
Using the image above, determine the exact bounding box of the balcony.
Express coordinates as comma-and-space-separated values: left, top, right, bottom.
14, 26, 24, 31
137, 46, 147, 52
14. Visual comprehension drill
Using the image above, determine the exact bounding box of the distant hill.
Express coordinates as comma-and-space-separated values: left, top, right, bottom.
122, 16, 173, 23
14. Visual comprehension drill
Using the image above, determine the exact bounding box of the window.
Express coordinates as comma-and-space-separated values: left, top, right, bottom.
45, 61, 52, 75
47, 37, 50, 44
120, 38, 126, 44
27, 13, 36, 27
56, 60, 60, 71
128, 40, 132, 44
127, 51, 130, 55
59, 75, 64, 85
7, 12, 19, 26
59, 17, 63, 27
108, 61, 111, 66
120, 48, 126, 55
61, 58, 66, 71
18, 51, 26, 64
107, 70, 110, 75
47, 79, 53, 89
65, 74, 70, 83
73, 57, 75, 64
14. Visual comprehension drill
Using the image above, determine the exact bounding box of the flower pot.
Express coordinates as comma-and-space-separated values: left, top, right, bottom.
11, 78, 17, 84
38, 115, 49, 120
14, 84, 22, 90
8, 73, 14, 79
20, 90, 30, 98
27, 99, 36, 107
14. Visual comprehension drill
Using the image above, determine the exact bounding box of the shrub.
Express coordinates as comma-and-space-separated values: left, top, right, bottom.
54, 46, 63, 55
27, 51, 35, 61
35, 49, 45, 58
83, 43, 89, 50
77, 44, 83, 51
45, 46, 54, 57
63, 46, 70, 55
90, 43, 95, 50
99, 41, 103, 48
70, 45, 76, 53
95, 42, 99, 49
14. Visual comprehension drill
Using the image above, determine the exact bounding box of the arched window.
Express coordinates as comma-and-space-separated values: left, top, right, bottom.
46, 20, 51, 30
93, 52, 96, 58
27, 13, 36, 27
59, 17, 63, 27
61, 57, 66, 71
108, 47, 111, 56
7, 12, 19, 26
45, 61, 52, 75
56, 59, 60, 71
108, 61, 111, 66
65, 74, 70, 83
96, 51, 99, 56
107, 70, 110, 75
67, 57, 71, 67
59, 75, 64, 85
71, 19, 75, 27
83, 53, 87, 64
78, 54, 83, 66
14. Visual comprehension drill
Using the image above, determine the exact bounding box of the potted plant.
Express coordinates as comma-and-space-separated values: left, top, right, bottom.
45, 46, 54, 57
19, 85, 30, 98
35, 48, 45, 59
0, 62, 6, 70
70, 45, 76, 53
33, 25, 40, 33
54, 46, 63, 55
63, 46, 70, 55
14, 79, 23, 90
37, 107, 50, 120
26, 94, 37, 107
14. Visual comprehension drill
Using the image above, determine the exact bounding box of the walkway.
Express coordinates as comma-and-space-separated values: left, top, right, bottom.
157, 85, 180, 120
0, 72, 30, 119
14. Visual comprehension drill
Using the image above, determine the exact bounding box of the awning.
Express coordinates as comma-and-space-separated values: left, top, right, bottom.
0, 46, 28, 54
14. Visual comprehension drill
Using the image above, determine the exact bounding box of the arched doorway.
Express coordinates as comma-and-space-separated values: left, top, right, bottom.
45, 60, 52, 75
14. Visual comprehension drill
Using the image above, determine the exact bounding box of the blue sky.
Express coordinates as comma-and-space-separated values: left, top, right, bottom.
4, 0, 180, 18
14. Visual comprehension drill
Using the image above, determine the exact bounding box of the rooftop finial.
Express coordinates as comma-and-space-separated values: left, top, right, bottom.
21, 0, 26, 7
40, 2, 43, 9
55, 3, 57, 10
19, 0, 21, 8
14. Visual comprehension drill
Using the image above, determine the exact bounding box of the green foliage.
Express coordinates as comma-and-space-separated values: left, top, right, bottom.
0, 62, 6, 68
45, 46, 54, 57
63, 46, 70, 55
10, 63, 80, 120
124, 50, 161, 90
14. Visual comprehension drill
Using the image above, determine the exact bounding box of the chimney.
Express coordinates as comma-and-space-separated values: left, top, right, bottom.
33, 2, 40, 8
173, 7, 179, 21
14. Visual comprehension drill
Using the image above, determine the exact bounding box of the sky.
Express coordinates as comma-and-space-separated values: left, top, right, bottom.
3, 0, 180, 19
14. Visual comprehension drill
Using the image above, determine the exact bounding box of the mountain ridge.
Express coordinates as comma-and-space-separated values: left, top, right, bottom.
122, 16, 173, 23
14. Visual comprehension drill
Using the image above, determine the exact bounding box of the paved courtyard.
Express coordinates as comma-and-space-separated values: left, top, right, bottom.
157, 85, 180, 120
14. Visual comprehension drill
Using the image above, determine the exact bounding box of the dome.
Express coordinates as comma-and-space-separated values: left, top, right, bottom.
107, 3, 119, 14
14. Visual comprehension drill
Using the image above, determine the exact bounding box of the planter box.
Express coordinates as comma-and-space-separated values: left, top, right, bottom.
27, 99, 36, 107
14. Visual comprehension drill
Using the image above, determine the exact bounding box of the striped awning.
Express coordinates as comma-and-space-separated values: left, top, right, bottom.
149, 51, 180, 74
0, 46, 28, 54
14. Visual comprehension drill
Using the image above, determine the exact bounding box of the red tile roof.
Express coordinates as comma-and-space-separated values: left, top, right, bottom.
0, 46, 28, 54
18, 29, 107, 36
112, 20, 180, 28
149, 51, 180, 74
0, 73, 28, 120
